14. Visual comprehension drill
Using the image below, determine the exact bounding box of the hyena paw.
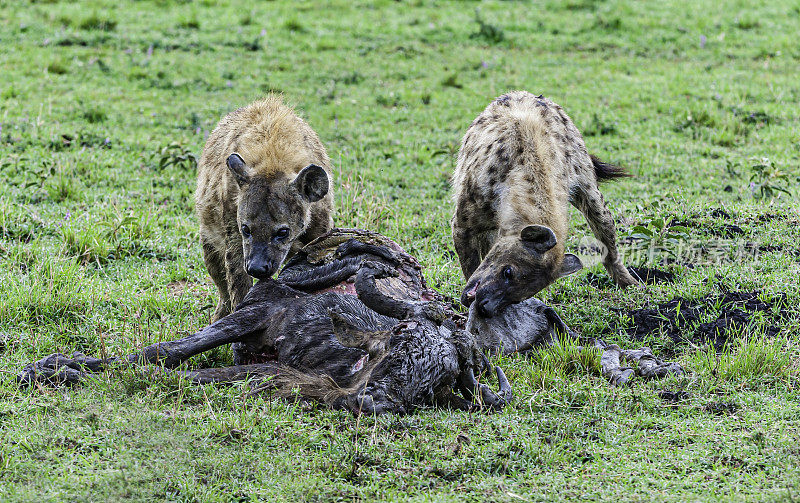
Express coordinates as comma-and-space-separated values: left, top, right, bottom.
610, 265, 639, 288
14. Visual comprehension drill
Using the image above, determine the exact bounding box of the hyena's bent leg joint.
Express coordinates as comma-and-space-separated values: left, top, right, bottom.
572, 184, 637, 287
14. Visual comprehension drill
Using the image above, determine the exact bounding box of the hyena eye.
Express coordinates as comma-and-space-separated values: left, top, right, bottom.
502, 266, 514, 281
274, 227, 290, 241
241, 224, 251, 238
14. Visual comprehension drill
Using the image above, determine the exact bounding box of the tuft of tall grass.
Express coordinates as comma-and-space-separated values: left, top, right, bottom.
470, 9, 505, 44
78, 13, 117, 31
45, 170, 82, 203
60, 222, 114, 265
283, 18, 305, 33
176, 16, 200, 30
46, 60, 69, 75
527, 335, 602, 390
59, 208, 165, 265
691, 334, 797, 386
0, 253, 93, 330
335, 173, 391, 233
80, 105, 107, 124
673, 104, 753, 146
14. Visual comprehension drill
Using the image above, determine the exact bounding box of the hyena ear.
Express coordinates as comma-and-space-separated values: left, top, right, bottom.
558, 254, 583, 278
292, 164, 329, 202
226, 153, 250, 186
520, 225, 557, 254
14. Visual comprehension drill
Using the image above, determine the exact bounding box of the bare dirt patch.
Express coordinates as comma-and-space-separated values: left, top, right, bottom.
628, 266, 676, 284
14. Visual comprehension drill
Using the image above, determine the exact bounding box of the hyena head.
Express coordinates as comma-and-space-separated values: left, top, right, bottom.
461, 225, 583, 317
227, 153, 329, 280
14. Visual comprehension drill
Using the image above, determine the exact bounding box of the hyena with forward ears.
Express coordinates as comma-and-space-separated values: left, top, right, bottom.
195, 96, 334, 323
452, 91, 637, 317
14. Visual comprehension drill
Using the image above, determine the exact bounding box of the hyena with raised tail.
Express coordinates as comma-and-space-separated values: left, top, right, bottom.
452, 91, 637, 317
195, 95, 334, 323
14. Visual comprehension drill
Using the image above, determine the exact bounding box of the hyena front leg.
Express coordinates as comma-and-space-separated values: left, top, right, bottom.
572, 184, 637, 287
201, 237, 231, 322
453, 227, 483, 279
223, 229, 254, 366
224, 228, 253, 313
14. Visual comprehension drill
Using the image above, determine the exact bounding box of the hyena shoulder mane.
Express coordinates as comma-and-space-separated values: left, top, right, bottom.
226, 95, 329, 179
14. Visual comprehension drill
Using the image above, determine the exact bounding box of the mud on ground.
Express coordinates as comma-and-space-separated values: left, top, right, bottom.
614, 290, 796, 352
587, 266, 677, 288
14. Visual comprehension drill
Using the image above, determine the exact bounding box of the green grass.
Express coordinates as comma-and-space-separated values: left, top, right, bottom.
2, 0, 800, 500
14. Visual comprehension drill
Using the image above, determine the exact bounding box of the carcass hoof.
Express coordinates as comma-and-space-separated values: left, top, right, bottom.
459, 366, 513, 411
337, 386, 406, 416
600, 345, 683, 386
16, 352, 107, 387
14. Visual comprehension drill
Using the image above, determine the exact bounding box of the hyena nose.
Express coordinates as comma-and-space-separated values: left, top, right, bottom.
246, 259, 275, 280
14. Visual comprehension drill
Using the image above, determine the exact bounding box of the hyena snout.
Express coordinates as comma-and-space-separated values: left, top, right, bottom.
460, 280, 481, 307
471, 278, 518, 318
461, 268, 511, 317
245, 242, 284, 279
471, 275, 546, 318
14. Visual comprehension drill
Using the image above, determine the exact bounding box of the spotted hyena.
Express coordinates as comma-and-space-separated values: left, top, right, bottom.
452, 91, 637, 317
195, 95, 334, 322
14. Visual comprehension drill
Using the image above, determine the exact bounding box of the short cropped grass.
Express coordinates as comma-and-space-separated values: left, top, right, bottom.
1, 0, 800, 501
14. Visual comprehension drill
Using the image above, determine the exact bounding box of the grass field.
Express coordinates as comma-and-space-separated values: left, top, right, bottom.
1, 0, 800, 501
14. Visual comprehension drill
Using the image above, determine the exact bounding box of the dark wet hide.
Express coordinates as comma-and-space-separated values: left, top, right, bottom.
617, 291, 794, 351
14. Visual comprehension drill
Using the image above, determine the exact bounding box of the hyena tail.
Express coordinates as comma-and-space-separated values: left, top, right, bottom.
590, 154, 629, 181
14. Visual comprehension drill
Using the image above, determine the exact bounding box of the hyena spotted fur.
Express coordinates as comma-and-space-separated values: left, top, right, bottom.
195, 95, 334, 323
452, 91, 637, 317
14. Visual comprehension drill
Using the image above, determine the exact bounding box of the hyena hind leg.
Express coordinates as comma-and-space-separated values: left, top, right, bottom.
572, 185, 638, 287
